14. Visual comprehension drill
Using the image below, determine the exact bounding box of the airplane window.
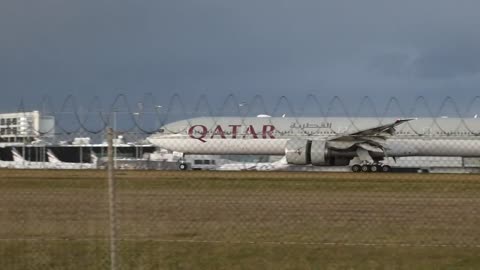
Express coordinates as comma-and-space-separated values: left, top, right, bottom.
158, 129, 164, 133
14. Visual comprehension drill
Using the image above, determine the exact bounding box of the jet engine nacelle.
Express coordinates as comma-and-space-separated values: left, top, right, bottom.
285, 139, 330, 166
285, 139, 311, 165
311, 140, 329, 165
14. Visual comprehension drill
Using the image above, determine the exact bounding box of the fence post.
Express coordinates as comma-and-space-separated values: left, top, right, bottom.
107, 127, 117, 270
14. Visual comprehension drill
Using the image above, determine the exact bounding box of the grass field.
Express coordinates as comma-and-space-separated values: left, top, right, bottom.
1, 169, 480, 269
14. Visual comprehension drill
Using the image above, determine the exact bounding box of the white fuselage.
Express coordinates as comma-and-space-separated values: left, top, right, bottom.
147, 117, 480, 158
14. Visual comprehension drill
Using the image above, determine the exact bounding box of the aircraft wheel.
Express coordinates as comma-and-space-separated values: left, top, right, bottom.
351, 164, 361, 173
179, 163, 188, 171
361, 165, 370, 172
381, 165, 392, 173
370, 165, 379, 172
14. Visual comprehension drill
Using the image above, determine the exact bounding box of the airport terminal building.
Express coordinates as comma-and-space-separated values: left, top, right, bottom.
0, 111, 55, 143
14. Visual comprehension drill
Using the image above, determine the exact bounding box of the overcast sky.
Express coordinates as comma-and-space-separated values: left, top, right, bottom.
1, 0, 480, 114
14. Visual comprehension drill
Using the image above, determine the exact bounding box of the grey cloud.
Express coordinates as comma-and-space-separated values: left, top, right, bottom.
369, 37, 480, 80
1, 0, 480, 112
412, 45, 480, 79
369, 52, 412, 78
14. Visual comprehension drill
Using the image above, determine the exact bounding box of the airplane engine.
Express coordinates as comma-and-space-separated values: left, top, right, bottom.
285, 139, 351, 166
285, 139, 311, 165
285, 139, 331, 166
310, 140, 330, 165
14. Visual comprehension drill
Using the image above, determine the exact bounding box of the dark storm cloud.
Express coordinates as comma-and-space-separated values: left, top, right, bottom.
0, 0, 480, 111
369, 52, 412, 78
413, 41, 480, 79
369, 35, 480, 80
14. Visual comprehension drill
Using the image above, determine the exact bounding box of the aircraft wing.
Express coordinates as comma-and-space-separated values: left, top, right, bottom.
330, 118, 414, 141
326, 119, 414, 162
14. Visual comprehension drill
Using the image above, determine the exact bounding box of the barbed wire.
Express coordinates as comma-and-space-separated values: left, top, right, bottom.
10, 94, 480, 136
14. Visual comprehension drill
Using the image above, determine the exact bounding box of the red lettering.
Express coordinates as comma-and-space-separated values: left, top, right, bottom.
188, 124, 276, 140
188, 125, 207, 142
229, 125, 241, 139
243, 125, 258, 139
262, 125, 275, 139
211, 125, 226, 139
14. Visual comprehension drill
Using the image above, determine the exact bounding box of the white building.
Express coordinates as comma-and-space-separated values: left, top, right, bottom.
0, 111, 55, 143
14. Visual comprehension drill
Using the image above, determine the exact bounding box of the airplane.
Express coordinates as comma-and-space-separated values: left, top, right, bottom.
0, 148, 97, 169
46, 149, 98, 169
146, 116, 480, 172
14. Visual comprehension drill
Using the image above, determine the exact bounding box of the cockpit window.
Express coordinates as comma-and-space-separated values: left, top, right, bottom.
158, 129, 164, 133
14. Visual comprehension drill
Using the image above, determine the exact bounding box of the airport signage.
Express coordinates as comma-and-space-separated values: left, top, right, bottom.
188, 124, 276, 141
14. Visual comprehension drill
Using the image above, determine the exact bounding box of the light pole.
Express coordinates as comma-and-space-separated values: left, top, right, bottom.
238, 102, 248, 117
155, 105, 163, 133
133, 112, 140, 159
112, 108, 118, 169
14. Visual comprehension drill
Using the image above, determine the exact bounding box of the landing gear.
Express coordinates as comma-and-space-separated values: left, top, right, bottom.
370, 164, 379, 172
178, 162, 188, 171
361, 164, 370, 172
351, 163, 392, 173
351, 164, 361, 172
177, 153, 188, 171
381, 165, 392, 172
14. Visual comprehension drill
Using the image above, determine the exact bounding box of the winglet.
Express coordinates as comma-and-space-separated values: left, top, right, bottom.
395, 118, 416, 123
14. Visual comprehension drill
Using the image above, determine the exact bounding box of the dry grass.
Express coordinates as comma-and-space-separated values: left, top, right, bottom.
1, 169, 480, 269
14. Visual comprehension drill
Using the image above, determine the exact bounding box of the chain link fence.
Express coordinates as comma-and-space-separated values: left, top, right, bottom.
1, 95, 480, 269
